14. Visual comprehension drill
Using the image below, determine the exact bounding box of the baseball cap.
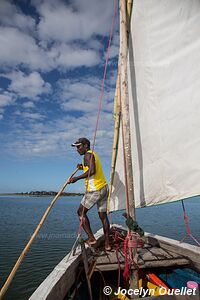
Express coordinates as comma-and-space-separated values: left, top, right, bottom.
71, 137, 90, 147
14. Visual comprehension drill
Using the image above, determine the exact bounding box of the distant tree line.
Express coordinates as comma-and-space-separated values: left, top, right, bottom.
15, 191, 84, 196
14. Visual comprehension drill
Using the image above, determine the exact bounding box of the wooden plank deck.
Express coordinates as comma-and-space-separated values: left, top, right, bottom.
95, 243, 190, 271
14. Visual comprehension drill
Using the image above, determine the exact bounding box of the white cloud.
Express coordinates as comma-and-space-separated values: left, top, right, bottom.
34, 0, 116, 43
0, 0, 35, 33
60, 80, 100, 102
4, 71, 51, 100
0, 107, 4, 120
0, 0, 118, 72
1, 114, 112, 160
3, 105, 114, 157
22, 101, 35, 109
0, 92, 15, 107
0, 27, 101, 71
0, 27, 54, 71
53, 43, 100, 69
0, 0, 118, 159
15, 110, 45, 121
88, 39, 103, 51
109, 45, 119, 60
0, 91, 16, 120
58, 75, 116, 114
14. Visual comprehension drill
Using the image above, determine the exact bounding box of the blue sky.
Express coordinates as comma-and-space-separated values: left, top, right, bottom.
0, 0, 119, 193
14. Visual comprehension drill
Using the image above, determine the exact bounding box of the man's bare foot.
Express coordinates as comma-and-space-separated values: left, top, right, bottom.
105, 241, 112, 251
84, 238, 97, 246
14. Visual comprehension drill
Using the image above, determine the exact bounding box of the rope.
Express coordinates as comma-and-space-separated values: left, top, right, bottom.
123, 230, 143, 280
180, 200, 200, 246
108, 227, 143, 282
78, 0, 118, 236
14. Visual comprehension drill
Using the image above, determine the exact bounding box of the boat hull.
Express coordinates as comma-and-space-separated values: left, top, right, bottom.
29, 225, 200, 300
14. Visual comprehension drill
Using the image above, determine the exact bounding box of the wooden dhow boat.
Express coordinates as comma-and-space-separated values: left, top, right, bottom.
29, 0, 200, 299
28, 224, 200, 300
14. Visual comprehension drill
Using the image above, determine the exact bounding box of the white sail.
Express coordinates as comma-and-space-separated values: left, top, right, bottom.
109, 0, 200, 210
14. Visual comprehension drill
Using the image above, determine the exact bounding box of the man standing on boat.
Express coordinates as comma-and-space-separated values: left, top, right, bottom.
69, 137, 111, 251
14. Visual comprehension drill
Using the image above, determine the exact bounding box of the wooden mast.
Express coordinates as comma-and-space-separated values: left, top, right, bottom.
120, 0, 138, 296
120, 0, 135, 220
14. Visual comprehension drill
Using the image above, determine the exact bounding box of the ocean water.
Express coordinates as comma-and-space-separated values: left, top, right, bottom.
0, 195, 199, 300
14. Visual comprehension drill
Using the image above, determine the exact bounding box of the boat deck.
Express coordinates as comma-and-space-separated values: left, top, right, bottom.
87, 226, 191, 272
93, 243, 190, 272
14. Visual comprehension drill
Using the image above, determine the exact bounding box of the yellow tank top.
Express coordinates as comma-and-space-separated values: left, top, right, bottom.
83, 150, 107, 192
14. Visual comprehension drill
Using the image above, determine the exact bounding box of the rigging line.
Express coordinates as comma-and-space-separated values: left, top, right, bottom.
181, 200, 200, 246
91, 0, 118, 152
78, 0, 118, 235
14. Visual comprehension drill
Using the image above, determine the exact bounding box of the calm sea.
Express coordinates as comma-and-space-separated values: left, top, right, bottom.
0, 195, 200, 300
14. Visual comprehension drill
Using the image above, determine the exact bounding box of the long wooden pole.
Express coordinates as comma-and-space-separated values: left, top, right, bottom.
120, 1, 138, 297
0, 168, 79, 300
120, 0, 135, 220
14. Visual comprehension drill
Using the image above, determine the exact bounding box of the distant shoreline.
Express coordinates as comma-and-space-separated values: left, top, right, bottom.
0, 191, 84, 197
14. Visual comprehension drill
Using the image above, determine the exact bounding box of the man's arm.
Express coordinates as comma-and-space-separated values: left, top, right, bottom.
69, 153, 96, 183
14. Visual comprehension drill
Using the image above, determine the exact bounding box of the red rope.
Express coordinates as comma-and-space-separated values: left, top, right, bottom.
78, 0, 118, 235
181, 200, 200, 246
123, 230, 144, 280
91, 0, 118, 153
104, 228, 143, 283
182, 201, 191, 235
